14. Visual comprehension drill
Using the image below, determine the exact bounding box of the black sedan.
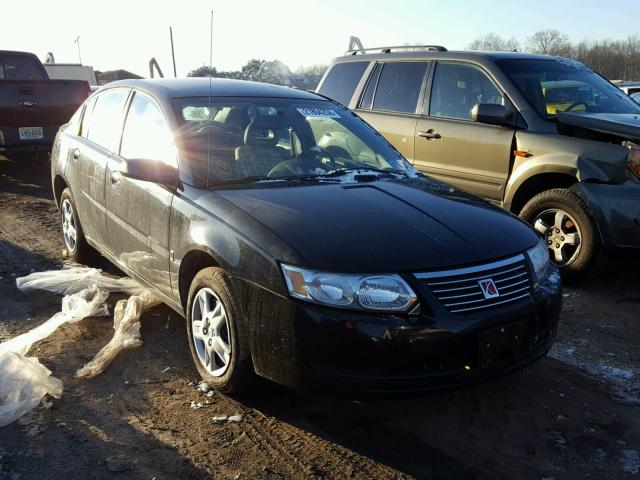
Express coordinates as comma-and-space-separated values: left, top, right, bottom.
50, 78, 561, 393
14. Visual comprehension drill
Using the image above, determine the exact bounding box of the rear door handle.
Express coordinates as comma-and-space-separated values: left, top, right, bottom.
72, 148, 81, 159
110, 170, 122, 186
419, 130, 441, 140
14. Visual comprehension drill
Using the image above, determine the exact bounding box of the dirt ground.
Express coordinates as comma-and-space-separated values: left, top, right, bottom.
0, 156, 639, 480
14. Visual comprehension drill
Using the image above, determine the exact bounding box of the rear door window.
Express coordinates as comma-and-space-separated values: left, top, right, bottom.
318, 61, 368, 106
430, 62, 503, 120
86, 89, 130, 151
371, 62, 428, 113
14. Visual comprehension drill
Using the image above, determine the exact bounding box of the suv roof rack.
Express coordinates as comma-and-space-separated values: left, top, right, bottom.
346, 36, 447, 55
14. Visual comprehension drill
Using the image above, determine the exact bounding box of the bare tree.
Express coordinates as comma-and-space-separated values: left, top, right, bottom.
467, 33, 520, 52
527, 30, 571, 56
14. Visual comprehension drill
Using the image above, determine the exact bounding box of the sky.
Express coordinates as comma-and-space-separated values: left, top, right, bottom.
1, 0, 638, 77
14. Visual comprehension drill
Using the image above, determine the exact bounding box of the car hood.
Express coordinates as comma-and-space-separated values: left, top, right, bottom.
557, 112, 640, 142
213, 178, 538, 273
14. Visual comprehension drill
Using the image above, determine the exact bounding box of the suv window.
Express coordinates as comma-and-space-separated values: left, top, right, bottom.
430, 63, 503, 120
372, 62, 428, 113
120, 92, 177, 166
359, 63, 382, 110
87, 89, 129, 151
318, 62, 368, 106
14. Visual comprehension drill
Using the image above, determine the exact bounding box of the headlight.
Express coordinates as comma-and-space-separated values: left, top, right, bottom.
628, 145, 640, 179
526, 238, 550, 283
280, 264, 417, 312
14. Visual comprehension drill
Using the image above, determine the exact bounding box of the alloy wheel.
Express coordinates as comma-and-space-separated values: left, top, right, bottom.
61, 199, 77, 253
191, 288, 232, 377
533, 208, 582, 266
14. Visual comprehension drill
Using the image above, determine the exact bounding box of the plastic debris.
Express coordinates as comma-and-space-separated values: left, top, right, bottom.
0, 352, 63, 427
16, 266, 144, 296
76, 290, 160, 379
212, 414, 243, 423
0, 286, 109, 357
197, 382, 211, 393
0, 267, 156, 427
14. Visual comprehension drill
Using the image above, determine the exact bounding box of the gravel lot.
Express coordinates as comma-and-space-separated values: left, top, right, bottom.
1, 156, 639, 480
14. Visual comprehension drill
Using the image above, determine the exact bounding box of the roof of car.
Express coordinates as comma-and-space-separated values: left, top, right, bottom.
333, 50, 561, 63
103, 77, 320, 101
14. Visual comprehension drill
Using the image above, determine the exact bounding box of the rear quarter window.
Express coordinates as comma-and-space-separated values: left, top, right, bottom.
318, 61, 368, 106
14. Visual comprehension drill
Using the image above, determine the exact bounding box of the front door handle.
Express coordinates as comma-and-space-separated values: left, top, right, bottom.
419, 130, 442, 140
110, 170, 122, 186
72, 148, 81, 159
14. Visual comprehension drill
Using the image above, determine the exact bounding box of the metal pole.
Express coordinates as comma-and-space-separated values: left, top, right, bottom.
75, 36, 82, 64
170, 27, 177, 77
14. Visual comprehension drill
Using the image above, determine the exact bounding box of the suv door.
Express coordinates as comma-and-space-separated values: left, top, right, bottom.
66, 88, 130, 249
105, 90, 177, 297
355, 61, 430, 162
415, 62, 515, 201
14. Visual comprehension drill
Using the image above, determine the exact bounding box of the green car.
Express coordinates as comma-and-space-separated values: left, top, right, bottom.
318, 38, 640, 280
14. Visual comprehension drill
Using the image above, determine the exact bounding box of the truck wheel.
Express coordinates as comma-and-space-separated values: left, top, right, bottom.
186, 267, 253, 393
59, 188, 96, 263
520, 188, 599, 282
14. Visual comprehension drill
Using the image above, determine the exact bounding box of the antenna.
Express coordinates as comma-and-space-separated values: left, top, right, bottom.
74, 36, 82, 64
170, 27, 177, 77
207, 10, 213, 185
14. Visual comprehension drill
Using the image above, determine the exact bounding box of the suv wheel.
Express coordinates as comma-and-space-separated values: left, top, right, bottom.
59, 188, 95, 263
186, 267, 253, 393
520, 188, 599, 281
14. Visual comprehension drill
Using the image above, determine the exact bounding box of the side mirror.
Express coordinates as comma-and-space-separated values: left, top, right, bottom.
122, 158, 179, 187
471, 103, 510, 128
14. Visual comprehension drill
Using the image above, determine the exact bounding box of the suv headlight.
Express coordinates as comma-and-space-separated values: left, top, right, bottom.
280, 264, 417, 312
628, 145, 640, 179
526, 238, 550, 283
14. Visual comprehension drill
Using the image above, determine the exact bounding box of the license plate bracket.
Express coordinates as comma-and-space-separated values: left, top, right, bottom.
18, 127, 43, 140
478, 320, 530, 366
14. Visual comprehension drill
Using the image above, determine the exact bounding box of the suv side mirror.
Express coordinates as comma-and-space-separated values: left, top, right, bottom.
122, 158, 179, 187
471, 103, 510, 128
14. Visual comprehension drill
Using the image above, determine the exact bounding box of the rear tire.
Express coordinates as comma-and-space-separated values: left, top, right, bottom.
186, 267, 253, 393
520, 188, 599, 282
59, 188, 96, 264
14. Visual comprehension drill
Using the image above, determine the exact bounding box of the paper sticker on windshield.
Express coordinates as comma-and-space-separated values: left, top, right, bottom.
296, 107, 341, 119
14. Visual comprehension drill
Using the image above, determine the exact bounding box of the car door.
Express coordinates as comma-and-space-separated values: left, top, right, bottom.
414, 61, 515, 201
105, 90, 176, 297
355, 61, 430, 163
65, 89, 130, 249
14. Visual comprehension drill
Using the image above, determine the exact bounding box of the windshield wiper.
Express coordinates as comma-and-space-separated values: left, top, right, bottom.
207, 175, 285, 187
320, 167, 405, 178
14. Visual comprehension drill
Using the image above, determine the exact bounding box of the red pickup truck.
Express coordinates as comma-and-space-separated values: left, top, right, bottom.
0, 50, 90, 161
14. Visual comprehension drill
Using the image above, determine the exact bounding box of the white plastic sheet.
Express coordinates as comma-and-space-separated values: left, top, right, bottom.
16, 266, 144, 296
0, 267, 157, 427
0, 352, 63, 427
0, 286, 109, 357
76, 290, 160, 379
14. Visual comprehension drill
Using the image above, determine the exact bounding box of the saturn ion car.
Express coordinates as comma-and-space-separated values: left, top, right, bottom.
50, 78, 561, 393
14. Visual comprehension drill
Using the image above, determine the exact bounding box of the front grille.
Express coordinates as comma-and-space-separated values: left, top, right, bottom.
415, 255, 533, 314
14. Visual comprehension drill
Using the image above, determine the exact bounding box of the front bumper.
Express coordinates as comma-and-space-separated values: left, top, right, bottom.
571, 180, 640, 249
239, 268, 562, 393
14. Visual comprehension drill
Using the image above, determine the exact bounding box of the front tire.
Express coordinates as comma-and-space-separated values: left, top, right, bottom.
520, 188, 599, 282
59, 188, 95, 263
186, 267, 253, 393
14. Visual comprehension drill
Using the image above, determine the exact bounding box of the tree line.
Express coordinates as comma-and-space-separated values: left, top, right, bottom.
188, 59, 327, 90
468, 30, 640, 81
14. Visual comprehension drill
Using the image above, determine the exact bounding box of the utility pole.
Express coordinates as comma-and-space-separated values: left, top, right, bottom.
74, 36, 82, 64
170, 27, 177, 77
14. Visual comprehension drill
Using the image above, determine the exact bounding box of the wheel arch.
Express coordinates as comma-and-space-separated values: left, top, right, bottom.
178, 248, 222, 312
53, 175, 69, 209
507, 172, 578, 215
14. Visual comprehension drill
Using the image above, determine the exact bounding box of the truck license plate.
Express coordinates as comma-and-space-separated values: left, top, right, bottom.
19, 127, 43, 140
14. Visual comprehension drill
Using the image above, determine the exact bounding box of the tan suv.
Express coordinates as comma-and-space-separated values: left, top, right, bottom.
317, 39, 640, 279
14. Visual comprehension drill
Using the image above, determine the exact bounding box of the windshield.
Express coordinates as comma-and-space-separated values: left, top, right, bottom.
172, 97, 414, 187
497, 58, 640, 118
